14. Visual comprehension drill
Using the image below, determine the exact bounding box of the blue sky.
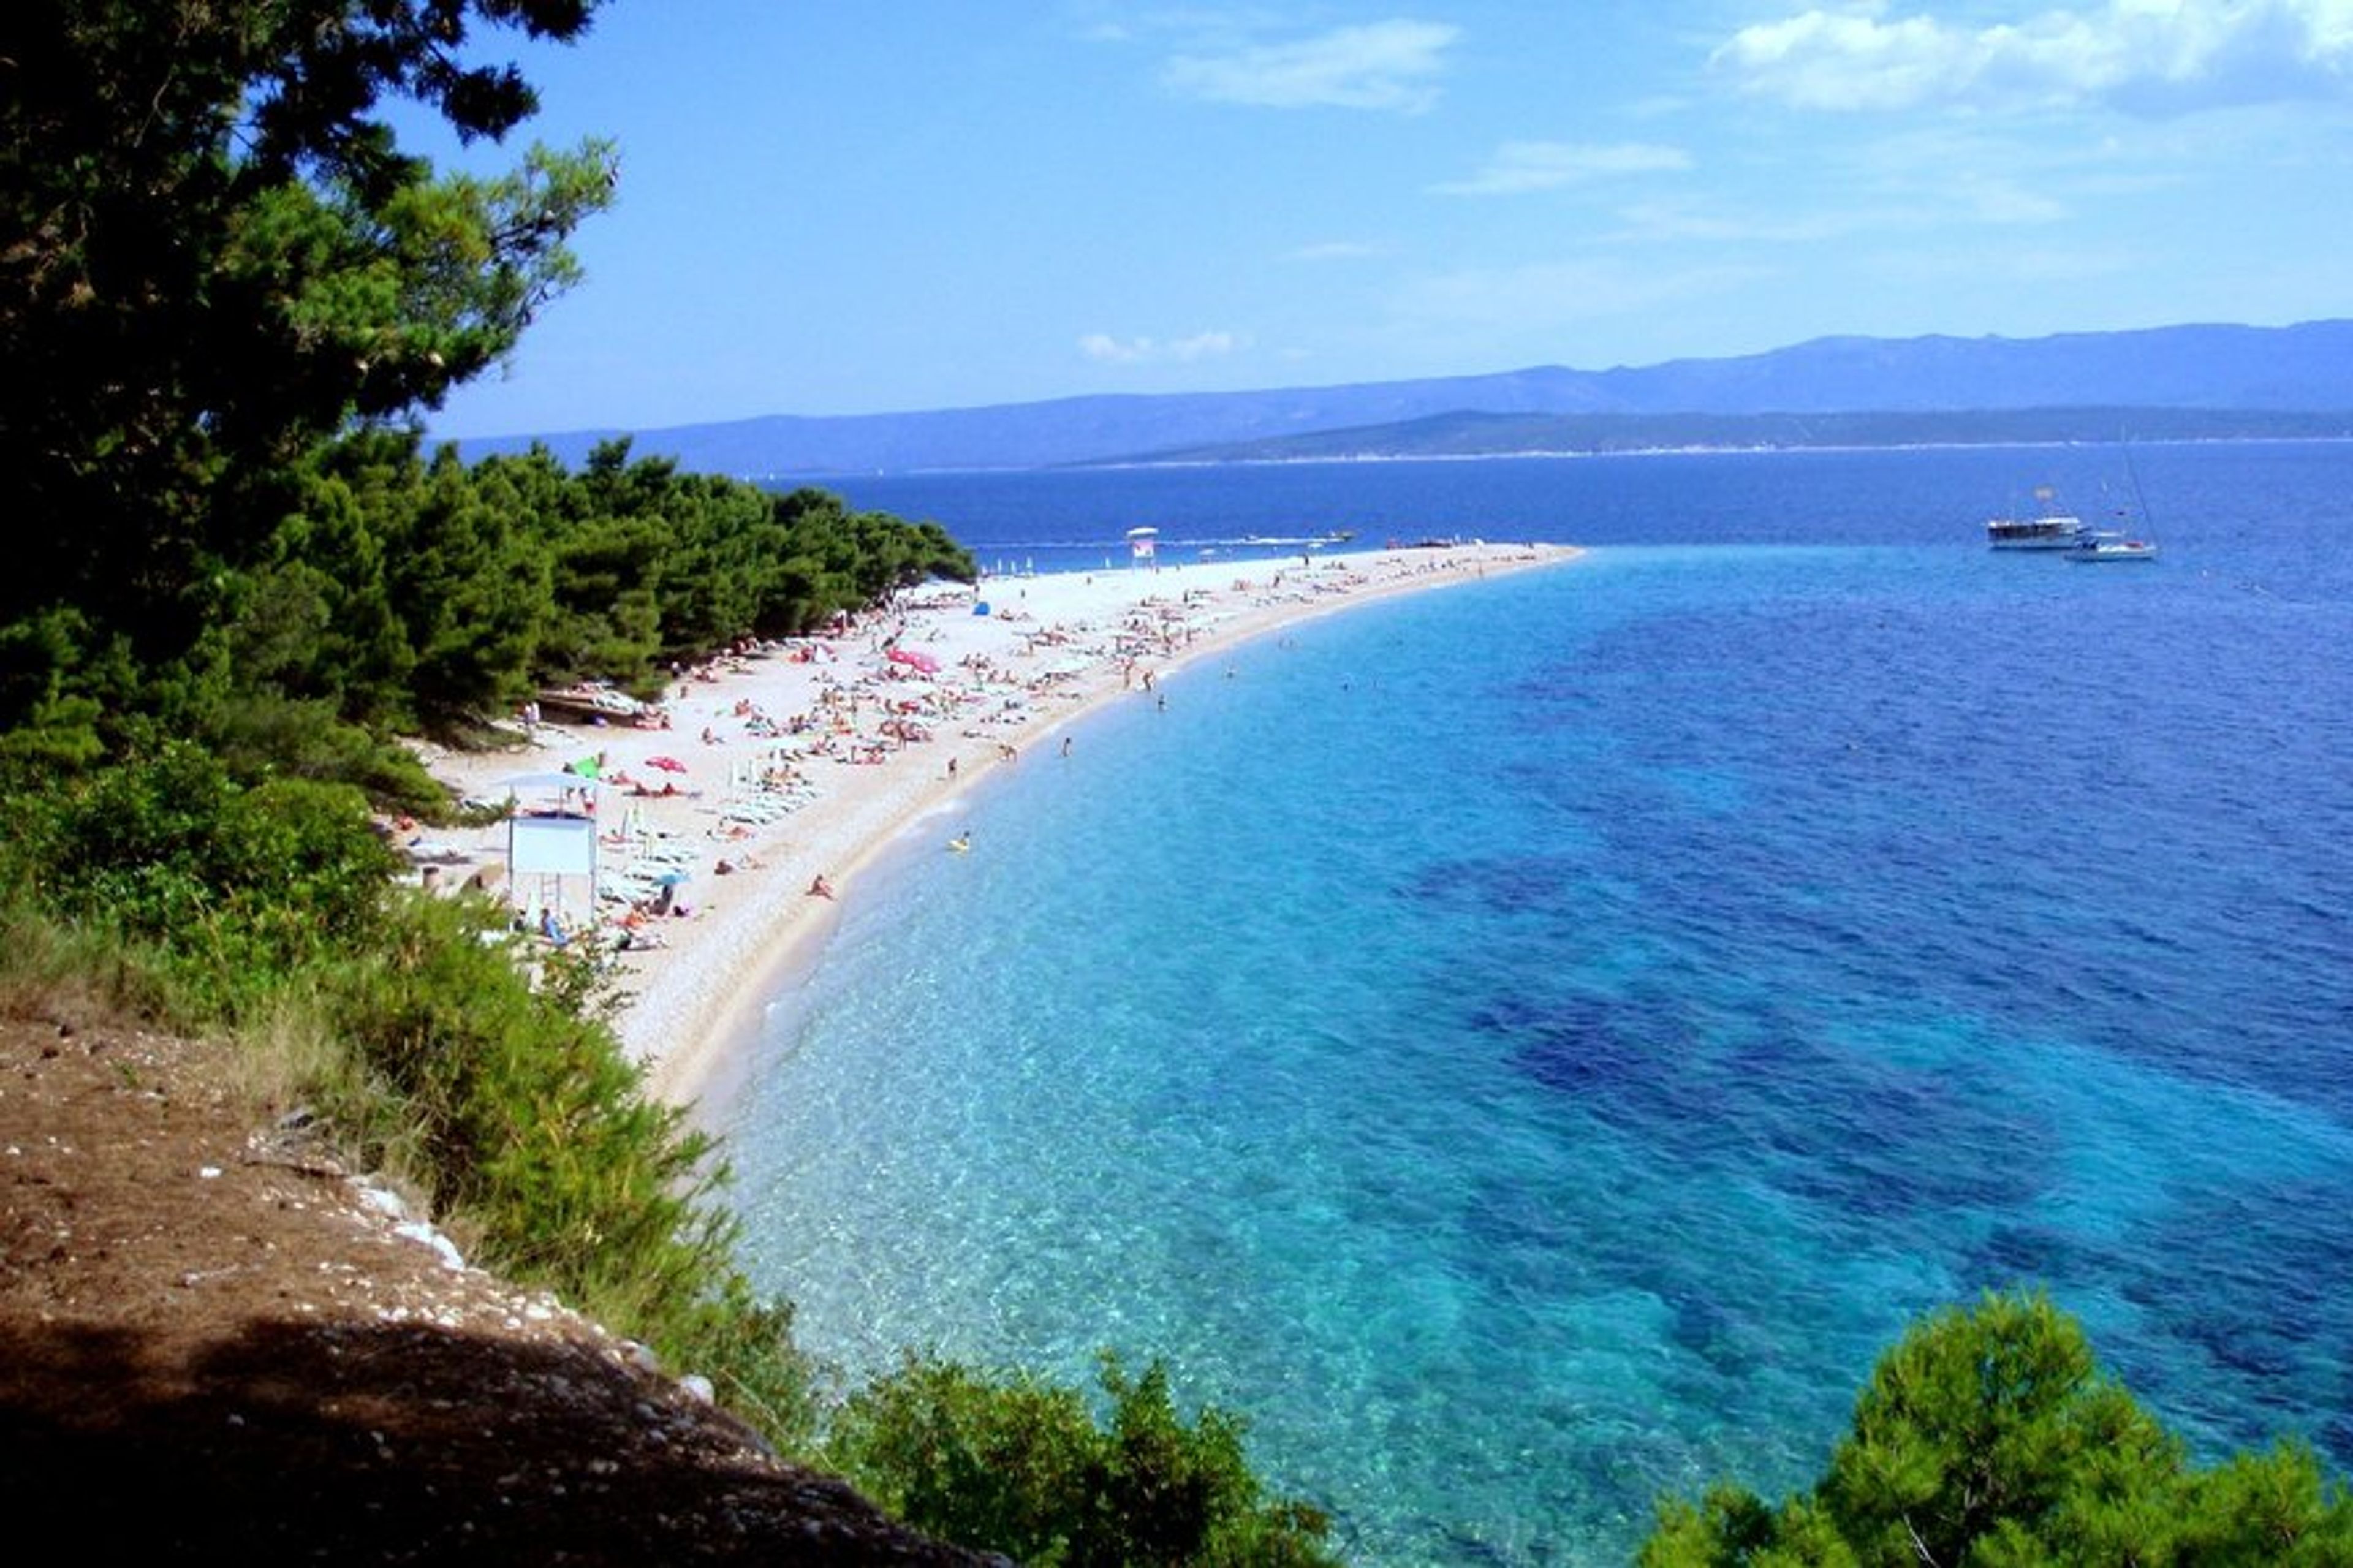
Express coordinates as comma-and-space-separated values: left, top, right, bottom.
422, 2, 2353, 437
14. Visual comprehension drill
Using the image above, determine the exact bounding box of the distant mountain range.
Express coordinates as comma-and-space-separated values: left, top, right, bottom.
453, 320, 2353, 477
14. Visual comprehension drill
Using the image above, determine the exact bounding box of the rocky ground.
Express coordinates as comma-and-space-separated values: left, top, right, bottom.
0, 1011, 985, 1564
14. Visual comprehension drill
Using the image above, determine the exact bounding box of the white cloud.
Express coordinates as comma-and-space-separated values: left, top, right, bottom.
1957, 175, 2069, 224
1164, 20, 1459, 112
1607, 199, 1873, 245
1712, 0, 2353, 115
1433, 140, 1693, 196
1078, 330, 1249, 364
1390, 258, 1764, 338
1078, 333, 1147, 364
1609, 164, 2071, 251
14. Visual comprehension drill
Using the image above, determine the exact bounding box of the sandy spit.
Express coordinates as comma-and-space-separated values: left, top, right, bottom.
414, 542, 1582, 1113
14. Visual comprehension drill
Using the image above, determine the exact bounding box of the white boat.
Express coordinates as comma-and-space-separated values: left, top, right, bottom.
1987, 512, 2088, 549
2066, 531, 2159, 563
1987, 487, 2086, 549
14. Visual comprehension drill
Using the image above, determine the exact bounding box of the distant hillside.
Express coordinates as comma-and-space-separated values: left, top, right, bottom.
452, 320, 2353, 476
1132, 406, 2353, 464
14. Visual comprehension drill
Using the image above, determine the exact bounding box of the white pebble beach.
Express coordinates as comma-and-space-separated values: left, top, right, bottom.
414, 542, 1580, 1112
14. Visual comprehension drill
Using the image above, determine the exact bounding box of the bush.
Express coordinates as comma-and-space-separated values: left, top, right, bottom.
0, 751, 822, 1448
826, 1350, 1337, 1566
1642, 1290, 2353, 1566
317, 890, 816, 1434
2, 743, 400, 1017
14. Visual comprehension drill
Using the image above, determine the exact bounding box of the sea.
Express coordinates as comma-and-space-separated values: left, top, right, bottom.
721, 443, 2353, 1564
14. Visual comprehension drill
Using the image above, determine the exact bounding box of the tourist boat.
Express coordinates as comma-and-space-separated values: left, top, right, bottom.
2065, 530, 2160, 563
1986, 488, 2087, 550
1986, 512, 2088, 548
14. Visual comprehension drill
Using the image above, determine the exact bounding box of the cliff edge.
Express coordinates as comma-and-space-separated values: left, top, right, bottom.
0, 1014, 985, 1565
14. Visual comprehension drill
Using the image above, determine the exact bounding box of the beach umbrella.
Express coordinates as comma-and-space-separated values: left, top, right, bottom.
498, 771, 604, 793
652, 869, 692, 886
646, 755, 688, 773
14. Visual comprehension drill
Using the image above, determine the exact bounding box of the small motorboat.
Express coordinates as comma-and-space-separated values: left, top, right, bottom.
2066, 531, 2159, 562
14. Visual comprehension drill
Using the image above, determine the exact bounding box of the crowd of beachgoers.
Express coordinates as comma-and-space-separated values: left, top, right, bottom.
411, 542, 1576, 1107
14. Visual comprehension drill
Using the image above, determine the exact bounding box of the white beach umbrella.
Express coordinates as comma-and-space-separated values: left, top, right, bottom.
496, 771, 605, 794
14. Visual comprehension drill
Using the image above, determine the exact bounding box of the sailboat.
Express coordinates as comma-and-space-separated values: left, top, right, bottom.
2064, 529, 2159, 562
2066, 445, 2161, 562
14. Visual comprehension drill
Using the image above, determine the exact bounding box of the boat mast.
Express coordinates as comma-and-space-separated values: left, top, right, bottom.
2118, 437, 2155, 535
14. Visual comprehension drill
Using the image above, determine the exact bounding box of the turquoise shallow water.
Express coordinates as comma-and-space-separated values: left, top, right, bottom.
727, 449, 2353, 1564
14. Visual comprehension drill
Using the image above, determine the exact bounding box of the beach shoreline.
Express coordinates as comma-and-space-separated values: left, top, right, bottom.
417, 542, 1582, 1115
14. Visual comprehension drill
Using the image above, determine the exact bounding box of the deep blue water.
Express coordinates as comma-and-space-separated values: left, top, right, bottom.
729, 445, 2353, 1564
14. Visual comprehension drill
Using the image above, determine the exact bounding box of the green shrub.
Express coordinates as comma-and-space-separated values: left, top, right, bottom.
827, 1350, 1337, 1566
1642, 1291, 2353, 1566
318, 890, 820, 1442
0, 751, 822, 1448
3, 743, 400, 1017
